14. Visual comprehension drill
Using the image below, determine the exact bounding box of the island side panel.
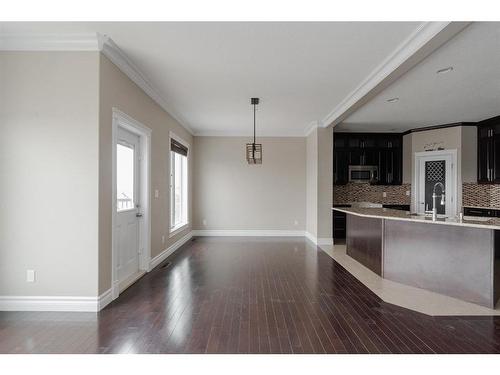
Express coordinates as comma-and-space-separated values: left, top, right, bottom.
495, 231, 500, 306
384, 220, 495, 308
346, 214, 383, 275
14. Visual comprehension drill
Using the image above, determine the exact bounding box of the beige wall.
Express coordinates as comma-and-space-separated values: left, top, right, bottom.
306, 129, 318, 237
402, 133, 412, 184
316, 127, 333, 239
306, 127, 333, 240
0, 52, 100, 296
193, 137, 306, 231
98, 54, 193, 294
461, 126, 477, 182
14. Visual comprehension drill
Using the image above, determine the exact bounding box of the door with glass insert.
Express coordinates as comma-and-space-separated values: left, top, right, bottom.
116, 127, 141, 292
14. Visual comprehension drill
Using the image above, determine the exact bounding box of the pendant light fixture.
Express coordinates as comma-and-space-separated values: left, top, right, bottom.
246, 97, 262, 164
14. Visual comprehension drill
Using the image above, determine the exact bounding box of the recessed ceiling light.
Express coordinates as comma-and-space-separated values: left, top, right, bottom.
386, 97, 399, 103
436, 66, 454, 74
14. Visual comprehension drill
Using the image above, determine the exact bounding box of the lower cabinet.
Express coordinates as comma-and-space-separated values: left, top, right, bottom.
333, 209, 347, 240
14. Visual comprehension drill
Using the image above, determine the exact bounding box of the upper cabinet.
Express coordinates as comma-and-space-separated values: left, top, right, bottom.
478, 116, 500, 184
333, 133, 403, 185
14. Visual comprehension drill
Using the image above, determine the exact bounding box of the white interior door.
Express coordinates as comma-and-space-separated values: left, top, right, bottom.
116, 127, 141, 292
415, 151, 457, 217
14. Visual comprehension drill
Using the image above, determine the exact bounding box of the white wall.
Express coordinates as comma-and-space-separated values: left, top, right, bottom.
0, 52, 100, 297
193, 137, 306, 231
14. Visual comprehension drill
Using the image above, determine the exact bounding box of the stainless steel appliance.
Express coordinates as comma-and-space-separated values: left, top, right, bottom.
348, 165, 378, 183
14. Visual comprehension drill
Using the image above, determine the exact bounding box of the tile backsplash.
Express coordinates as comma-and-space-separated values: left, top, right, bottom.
333, 183, 411, 205
463, 183, 500, 208
334, 182, 500, 209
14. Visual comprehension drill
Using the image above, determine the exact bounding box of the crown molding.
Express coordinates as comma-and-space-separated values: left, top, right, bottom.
195, 120, 322, 138
194, 129, 307, 137
98, 35, 194, 135
0, 32, 194, 136
321, 21, 471, 128
304, 121, 319, 137
0, 33, 100, 51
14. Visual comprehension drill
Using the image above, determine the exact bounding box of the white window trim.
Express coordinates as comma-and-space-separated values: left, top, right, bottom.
169, 223, 189, 238
169, 131, 190, 235
413, 149, 458, 217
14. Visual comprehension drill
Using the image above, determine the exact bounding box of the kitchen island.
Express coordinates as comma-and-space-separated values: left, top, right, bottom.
332, 207, 500, 308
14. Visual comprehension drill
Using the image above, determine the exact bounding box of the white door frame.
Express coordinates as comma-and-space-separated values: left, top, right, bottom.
111, 108, 152, 300
413, 149, 458, 217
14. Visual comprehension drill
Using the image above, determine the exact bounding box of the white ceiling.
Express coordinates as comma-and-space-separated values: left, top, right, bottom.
0, 22, 424, 136
338, 22, 500, 132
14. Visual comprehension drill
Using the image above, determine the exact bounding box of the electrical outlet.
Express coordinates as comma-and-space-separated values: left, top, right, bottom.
154, 189, 159, 199
382, 192, 387, 198
202, 219, 207, 226
294, 220, 299, 226
406, 190, 410, 196
26, 269, 35, 283
161, 235, 165, 245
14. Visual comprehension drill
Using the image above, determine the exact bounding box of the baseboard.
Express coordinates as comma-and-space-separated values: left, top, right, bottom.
305, 232, 333, 246
97, 288, 113, 311
150, 231, 193, 269
192, 230, 306, 237
317, 238, 334, 246
0, 230, 331, 313
305, 231, 318, 244
0, 288, 112, 312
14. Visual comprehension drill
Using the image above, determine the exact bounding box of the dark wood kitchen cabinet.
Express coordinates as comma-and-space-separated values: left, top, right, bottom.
333, 132, 403, 185
478, 116, 500, 184
332, 208, 347, 239
333, 149, 349, 185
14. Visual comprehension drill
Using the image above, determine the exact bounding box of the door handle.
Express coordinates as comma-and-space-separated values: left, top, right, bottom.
136, 213, 143, 218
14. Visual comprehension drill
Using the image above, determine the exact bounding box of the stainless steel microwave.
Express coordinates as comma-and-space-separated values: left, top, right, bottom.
348, 165, 378, 183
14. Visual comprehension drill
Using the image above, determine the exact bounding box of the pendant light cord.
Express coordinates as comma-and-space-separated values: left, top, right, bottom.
253, 103, 256, 145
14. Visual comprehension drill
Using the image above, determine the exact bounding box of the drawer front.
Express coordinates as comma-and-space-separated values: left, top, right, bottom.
463, 207, 494, 217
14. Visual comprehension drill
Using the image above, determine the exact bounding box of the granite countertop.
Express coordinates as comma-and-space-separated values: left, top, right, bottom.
332, 206, 500, 230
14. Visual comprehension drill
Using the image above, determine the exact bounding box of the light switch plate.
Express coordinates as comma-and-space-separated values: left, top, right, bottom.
26, 269, 35, 283
154, 189, 159, 199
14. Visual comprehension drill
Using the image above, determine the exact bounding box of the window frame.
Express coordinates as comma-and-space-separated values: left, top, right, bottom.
116, 141, 137, 213
169, 132, 190, 237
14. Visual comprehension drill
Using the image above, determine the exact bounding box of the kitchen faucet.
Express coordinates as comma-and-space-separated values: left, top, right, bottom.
431, 182, 445, 221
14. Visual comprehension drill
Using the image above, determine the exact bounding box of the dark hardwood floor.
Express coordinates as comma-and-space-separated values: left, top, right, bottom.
1, 236, 500, 354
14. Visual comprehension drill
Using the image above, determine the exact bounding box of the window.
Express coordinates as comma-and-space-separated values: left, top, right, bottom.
117, 143, 135, 211
170, 136, 189, 233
